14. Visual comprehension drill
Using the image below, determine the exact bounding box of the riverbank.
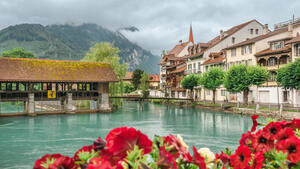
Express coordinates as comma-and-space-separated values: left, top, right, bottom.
149, 99, 300, 120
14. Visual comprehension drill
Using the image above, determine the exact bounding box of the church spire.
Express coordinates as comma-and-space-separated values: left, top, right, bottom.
189, 24, 194, 44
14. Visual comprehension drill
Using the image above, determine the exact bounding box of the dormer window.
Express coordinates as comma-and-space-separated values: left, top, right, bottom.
271, 41, 284, 50
232, 37, 235, 44
250, 29, 254, 35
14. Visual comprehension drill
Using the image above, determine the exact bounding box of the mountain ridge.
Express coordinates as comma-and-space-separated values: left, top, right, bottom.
0, 23, 160, 74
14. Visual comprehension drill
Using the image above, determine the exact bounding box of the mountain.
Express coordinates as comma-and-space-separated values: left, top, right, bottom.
0, 23, 160, 74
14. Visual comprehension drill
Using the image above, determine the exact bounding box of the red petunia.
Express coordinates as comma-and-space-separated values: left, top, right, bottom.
191, 146, 206, 169
164, 135, 192, 162
250, 152, 264, 169
48, 156, 78, 169
105, 127, 152, 159
156, 146, 178, 169
86, 157, 114, 169
230, 145, 252, 169
73, 144, 95, 162
275, 127, 294, 144
251, 115, 259, 132
93, 137, 106, 151
276, 136, 300, 163
263, 122, 282, 140
291, 119, 300, 130
216, 151, 230, 165
34, 154, 65, 169
240, 131, 254, 147
252, 130, 274, 153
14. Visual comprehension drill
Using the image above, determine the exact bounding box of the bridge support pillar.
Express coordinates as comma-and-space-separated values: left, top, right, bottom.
27, 93, 36, 116
175, 91, 178, 98
99, 93, 111, 112
90, 100, 97, 110
66, 93, 73, 113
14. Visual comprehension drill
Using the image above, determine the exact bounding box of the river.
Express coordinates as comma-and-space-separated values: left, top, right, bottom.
0, 101, 252, 168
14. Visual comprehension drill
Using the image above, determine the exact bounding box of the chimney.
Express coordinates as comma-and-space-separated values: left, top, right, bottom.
263, 24, 269, 35
220, 29, 224, 39
288, 22, 293, 32
179, 40, 182, 44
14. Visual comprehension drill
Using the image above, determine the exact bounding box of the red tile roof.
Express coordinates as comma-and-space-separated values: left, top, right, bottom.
202, 52, 225, 65
286, 33, 300, 44
0, 57, 119, 82
170, 65, 186, 74
255, 46, 291, 57
168, 42, 190, 56
123, 72, 133, 80
148, 75, 160, 82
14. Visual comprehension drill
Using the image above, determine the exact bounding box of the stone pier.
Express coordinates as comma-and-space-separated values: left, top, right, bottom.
66, 93, 73, 113
27, 93, 35, 116
98, 93, 111, 112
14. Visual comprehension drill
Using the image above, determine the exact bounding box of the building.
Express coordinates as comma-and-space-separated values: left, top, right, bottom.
123, 72, 133, 83
225, 18, 300, 105
185, 19, 265, 102
159, 25, 194, 98
148, 74, 160, 89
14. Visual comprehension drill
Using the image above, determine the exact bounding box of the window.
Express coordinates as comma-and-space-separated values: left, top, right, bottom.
206, 90, 210, 96
221, 90, 226, 96
283, 91, 289, 102
182, 91, 186, 97
193, 63, 196, 69
269, 72, 277, 81
298, 44, 300, 57
241, 45, 252, 55
231, 48, 236, 57
198, 62, 201, 72
271, 41, 284, 50
188, 64, 192, 70
232, 37, 235, 44
268, 57, 277, 66
255, 29, 259, 34
250, 29, 253, 34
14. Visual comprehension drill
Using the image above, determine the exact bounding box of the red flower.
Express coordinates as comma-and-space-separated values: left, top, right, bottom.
291, 119, 300, 130
48, 156, 78, 169
34, 154, 64, 169
275, 127, 294, 144
230, 145, 252, 169
240, 131, 254, 147
156, 147, 178, 169
263, 122, 282, 140
191, 146, 206, 169
86, 157, 114, 169
93, 137, 106, 151
250, 152, 264, 169
164, 135, 192, 162
73, 144, 95, 162
276, 136, 300, 163
216, 151, 230, 165
251, 115, 259, 132
105, 127, 152, 159
252, 130, 274, 153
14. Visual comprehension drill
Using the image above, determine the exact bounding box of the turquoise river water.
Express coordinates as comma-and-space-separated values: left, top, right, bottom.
0, 101, 252, 169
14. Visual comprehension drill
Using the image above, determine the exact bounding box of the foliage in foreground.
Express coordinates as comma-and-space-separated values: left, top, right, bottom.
1, 48, 35, 58
34, 116, 300, 169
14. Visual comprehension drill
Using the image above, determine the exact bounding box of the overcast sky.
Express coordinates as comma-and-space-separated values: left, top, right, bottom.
0, 0, 299, 55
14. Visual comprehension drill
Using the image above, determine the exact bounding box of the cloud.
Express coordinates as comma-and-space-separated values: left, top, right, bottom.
0, 0, 299, 55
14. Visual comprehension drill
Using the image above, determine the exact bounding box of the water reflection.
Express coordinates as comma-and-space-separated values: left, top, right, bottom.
0, 101, 251, 169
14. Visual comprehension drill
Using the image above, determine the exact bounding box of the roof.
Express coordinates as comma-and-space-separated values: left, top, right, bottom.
255, 46, 291, 57
226, 25, 297, 49
286, 33, 300, 44
202, 52, 225, 65
171, 87, 186, 92
168, 42, 190, 56
170, 65, 186, 74
123, 72, 133, 80
148, 75, 160, 82
207, 19, 260, 50
189, 25, 194, 44
0, 57, 119, 82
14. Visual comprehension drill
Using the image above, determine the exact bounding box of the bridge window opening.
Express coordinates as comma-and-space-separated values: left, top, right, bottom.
33, 83, 42, 91
86, 84, 90, 91
7, 83, 12, 91
12, 83, 17, 91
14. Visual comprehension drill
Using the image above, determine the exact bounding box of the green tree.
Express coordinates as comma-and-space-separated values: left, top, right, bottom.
139, 72, 149, 98
181, 74, 201, 99
124, 83, 135, 93
277, 58, 300, 90
132, 69, 144, 90
224, 65, 269, 105
200, 67, 225, 104
1, 48, 35, 58
83, 42, 127, 96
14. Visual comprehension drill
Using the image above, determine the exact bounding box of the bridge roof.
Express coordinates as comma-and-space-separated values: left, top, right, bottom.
0, 57, 119, 82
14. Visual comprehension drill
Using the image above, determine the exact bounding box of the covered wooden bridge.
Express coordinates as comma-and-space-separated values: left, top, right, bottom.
0, 57, 119, 116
